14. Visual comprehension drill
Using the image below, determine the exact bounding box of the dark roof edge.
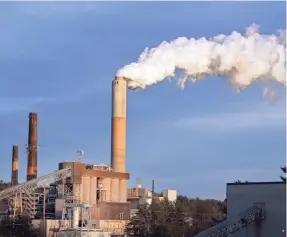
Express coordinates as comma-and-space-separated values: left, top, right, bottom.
227, 181, 285, 186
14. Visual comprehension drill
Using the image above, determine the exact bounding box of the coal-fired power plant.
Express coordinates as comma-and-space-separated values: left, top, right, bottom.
26, 112, 38, 181
11, 145, 19, 186
111, 76, 127, 173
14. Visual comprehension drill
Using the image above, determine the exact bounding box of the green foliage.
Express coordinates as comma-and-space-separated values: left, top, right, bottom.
126, 196, 226, 237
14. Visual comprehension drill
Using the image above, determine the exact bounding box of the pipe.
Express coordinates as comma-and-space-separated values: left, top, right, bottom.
43, 185, 46, 234
11, 145, 19, 186
111, 76, 127, 173
27, 112, 38, 181
73, 207, 79, 228
152, 180, 155, 203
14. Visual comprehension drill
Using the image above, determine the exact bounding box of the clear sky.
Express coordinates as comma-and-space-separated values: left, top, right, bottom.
0, 2, 286, 200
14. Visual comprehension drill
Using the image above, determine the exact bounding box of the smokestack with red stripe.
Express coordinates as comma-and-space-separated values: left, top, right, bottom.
11, 145, 19, 186
27, 112, 38, 181
111, 76, 127, 172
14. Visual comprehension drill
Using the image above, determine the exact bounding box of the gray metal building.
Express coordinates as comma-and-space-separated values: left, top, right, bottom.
227, 181, 286, 237
195, 181, 286, 237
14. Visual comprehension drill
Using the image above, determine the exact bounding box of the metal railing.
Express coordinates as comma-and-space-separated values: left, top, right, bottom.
194, 205, 264, 237
208, 209, 263, 237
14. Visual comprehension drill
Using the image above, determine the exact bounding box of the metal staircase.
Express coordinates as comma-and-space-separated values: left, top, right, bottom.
194, 205, 264, 237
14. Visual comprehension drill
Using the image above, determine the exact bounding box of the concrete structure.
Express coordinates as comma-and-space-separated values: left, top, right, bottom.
57, 161, 130, 235
0, 160, 129, 235
111, 76, 127, 173
127, 186, 176, 218
27, 112, 38, 181
128, 187, 152, 214
59, 229, 110, 237
163, 189, 177, 202
58, 203, 112, 237
195, 181, 286, 237
11, 145, 19, 186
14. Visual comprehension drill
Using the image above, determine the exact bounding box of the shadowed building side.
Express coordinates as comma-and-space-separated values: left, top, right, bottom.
27, 112, 38, 181
11, 145, 19, 186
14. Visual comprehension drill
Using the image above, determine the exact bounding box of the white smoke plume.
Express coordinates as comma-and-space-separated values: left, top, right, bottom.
117, 24, 286, 90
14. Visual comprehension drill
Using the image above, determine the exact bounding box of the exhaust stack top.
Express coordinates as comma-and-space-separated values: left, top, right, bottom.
111, 76, 127, 173
27, 112, 38, 181
11, 145, 19, 186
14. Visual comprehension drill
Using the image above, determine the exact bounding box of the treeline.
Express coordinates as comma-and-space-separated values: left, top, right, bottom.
126, 195, 227, 237
0, 215, 38, 237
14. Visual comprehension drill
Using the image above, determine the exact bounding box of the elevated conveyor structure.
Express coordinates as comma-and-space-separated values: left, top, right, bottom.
0, 168, 72, 201
194, 205, 264, 237
0, 168, 71, 217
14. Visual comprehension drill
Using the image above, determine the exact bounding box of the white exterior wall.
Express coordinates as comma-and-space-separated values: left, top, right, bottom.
227, 182, 286, 237
163, 189, 177, 202
139, 196, 152, 205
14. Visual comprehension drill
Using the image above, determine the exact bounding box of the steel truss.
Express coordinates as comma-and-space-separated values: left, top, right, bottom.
208, 208, 264, 237
194, 205, 265, 237
0, 168, 71, 218
0, 168, 71, 201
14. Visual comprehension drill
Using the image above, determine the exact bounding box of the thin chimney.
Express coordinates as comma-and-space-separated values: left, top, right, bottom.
11, 145, 19, 186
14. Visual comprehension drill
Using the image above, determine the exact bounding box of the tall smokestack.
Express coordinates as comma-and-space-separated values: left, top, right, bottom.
111, 76, 127, 172
11, 145, 19, 186
27, 112, 38, 181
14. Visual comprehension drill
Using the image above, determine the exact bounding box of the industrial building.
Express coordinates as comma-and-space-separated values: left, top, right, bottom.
0, 75, 285, 237
0, 76, 132, 236
194, 181, 286, 237
55, 161, 130, 231
127, 180, 177, 217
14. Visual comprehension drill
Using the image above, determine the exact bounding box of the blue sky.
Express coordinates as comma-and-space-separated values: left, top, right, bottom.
0, 2, 285, 200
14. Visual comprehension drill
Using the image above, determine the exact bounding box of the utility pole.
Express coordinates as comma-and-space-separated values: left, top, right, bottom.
43, 186, 46, 236
151, 179, 155, 237
13, 193, 17, 217
151, 180, 155, 203
20, 192, 22, 214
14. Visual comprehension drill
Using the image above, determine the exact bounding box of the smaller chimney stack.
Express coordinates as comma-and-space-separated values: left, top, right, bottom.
151, 179, 155, 203
27, 112, 38, 181
11, 145, 19, 186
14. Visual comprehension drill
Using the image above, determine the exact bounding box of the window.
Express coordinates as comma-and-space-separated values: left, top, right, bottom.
96, 190, 100, 200
119, 213, 124, 220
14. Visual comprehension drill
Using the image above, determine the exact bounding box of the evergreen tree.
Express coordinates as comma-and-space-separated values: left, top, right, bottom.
280, 166, 286, 182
